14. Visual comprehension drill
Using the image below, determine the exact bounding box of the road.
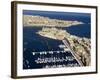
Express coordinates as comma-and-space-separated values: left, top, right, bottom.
62, 38, 84, 66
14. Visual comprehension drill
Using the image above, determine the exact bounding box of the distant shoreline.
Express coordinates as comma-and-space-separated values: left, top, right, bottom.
23, 15, 84, 27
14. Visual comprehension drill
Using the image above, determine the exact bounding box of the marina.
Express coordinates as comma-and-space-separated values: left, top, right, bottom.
32, 50, 80, 68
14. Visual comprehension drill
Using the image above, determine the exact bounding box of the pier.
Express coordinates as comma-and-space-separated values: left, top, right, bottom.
32, 50, 80, 68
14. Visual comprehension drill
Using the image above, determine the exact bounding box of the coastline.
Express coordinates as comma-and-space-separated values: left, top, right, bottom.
23, 15, 84, 27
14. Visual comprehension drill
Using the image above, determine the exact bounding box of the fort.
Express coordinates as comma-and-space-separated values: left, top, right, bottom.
37, 28, 91, 66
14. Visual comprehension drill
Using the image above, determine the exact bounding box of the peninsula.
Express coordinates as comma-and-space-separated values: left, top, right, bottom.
37, 28, 91, 66
23, 15, 84, 27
